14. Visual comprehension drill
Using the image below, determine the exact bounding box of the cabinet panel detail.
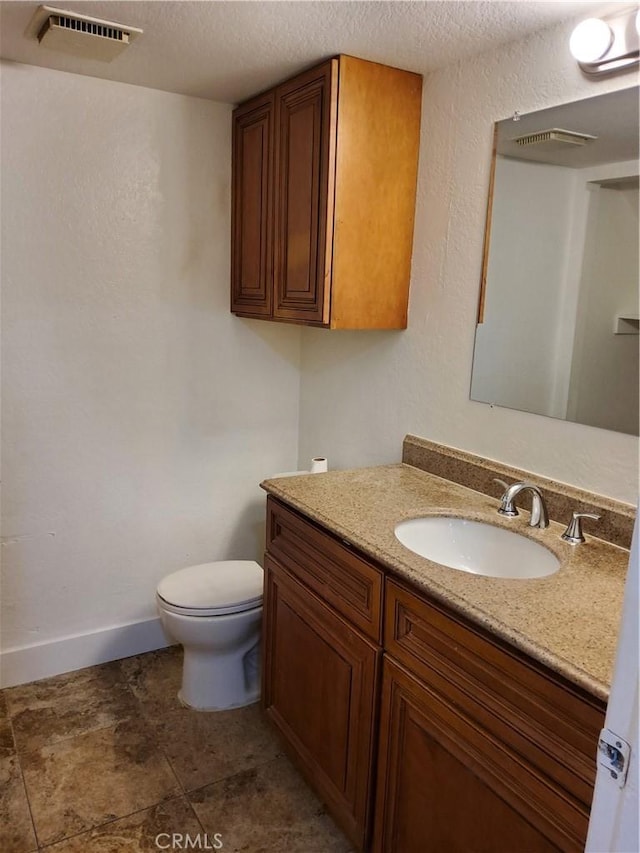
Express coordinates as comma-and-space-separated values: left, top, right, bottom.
270, 582, 352, 789
281, 100, 319, 298
267, 497, 383, 642
273, 63, 335, 323
385, 579, 603, 820
231, 94, 274, 316
262, 556, 379, 850
374, 658, 580, 853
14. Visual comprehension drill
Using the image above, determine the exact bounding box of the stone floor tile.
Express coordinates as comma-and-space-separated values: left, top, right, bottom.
0, 753, 38, 853
0, 649, 346, 853
0, 690, 16, 757
42, 795, 204, 852
188, 755, 351, 853
21, 717, 181, 847
122, 646, 282, 792
5, 661, 138, 753
120, 647, 182, 715
151, 702, 282, 792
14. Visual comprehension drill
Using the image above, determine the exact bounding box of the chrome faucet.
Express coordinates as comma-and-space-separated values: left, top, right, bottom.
493, 479, 549, 529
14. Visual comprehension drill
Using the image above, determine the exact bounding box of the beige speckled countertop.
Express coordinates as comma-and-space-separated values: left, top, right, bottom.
262, 464, 631, 702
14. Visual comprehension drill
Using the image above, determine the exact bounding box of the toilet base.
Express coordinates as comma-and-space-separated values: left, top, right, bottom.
177, 686, 260, 713
178, 640, 261, 712
156, 580, 263, 713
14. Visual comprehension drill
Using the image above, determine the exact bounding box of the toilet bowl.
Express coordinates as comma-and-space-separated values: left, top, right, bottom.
156, 560, 263, 711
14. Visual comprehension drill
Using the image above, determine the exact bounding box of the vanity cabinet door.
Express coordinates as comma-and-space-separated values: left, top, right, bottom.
231, 92, 274, 317
374, 658, 563, 853
262, 556, 379, 851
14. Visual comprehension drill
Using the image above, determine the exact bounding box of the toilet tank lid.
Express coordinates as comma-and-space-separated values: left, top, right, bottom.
157, 561, 263, 611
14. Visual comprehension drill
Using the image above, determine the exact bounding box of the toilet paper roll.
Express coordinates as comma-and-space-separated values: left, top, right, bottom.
271, 457, 329, 478
310, 457, 328, 474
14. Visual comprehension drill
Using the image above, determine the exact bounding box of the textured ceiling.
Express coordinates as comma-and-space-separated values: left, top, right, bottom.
0, 0, 607, 103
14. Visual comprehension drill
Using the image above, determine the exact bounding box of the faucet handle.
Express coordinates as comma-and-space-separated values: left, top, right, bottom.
492, 478, 509, 493
561, 511, 601, 544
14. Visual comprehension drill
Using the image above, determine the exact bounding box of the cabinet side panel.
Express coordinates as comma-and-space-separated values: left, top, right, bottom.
331, 56, 422, 330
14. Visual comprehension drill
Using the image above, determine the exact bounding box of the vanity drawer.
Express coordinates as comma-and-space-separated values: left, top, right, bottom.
385, 579, 604, 815
266, 497, 383, 642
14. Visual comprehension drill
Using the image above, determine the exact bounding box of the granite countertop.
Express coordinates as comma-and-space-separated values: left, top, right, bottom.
261, 463, 631, 702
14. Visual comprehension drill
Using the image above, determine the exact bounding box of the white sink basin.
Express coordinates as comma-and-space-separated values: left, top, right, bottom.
394, 516, 560, 579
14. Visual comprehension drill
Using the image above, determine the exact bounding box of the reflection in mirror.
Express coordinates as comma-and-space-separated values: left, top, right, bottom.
471, 88, 639, 436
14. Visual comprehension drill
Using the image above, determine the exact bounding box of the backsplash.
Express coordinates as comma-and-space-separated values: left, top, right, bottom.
403, 435, 636, 550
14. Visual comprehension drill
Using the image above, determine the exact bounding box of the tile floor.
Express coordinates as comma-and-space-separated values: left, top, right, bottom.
0, 647, 352, 852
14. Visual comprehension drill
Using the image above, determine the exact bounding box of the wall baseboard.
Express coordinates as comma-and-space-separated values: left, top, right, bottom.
0, 617, 174, 688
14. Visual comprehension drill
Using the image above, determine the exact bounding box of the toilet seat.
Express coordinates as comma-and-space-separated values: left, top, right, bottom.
157, 560, 263, 617
156, 597, 262, 617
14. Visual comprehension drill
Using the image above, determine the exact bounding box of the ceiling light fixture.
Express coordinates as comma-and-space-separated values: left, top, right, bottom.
570, 18, 613, 63
570, 7, 639, 75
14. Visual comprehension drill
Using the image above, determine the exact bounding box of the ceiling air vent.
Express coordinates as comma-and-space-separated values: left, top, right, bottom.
512, 128, 597, 147
30, 6, 142, 61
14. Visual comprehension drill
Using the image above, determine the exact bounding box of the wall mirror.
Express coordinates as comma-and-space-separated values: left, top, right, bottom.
471, 87, 639, 436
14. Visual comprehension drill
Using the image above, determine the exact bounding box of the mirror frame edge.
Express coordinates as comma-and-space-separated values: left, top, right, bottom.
477, 122, 499, 325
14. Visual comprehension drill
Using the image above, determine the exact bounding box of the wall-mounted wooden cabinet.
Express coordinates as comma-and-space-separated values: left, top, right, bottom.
231, 55, 422, 329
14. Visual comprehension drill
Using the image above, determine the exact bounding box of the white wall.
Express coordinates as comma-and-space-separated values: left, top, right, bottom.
568, 181, 639, 435
2, 14, 638, 688
0, 63, 302, 684
298, 18, 639, 504
471, 157, 576, 417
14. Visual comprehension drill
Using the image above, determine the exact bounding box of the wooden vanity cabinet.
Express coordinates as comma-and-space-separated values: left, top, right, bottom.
262, 498, 383, 849
262, 499, 605, 852
232, 55, 422, 329
374, 579, 605, 853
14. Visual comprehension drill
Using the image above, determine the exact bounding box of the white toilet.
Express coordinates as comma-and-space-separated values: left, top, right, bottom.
156, 560, 264, 711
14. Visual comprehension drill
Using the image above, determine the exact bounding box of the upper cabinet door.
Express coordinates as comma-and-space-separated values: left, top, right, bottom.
273, 60, 337, 325
231, 93, 274, 317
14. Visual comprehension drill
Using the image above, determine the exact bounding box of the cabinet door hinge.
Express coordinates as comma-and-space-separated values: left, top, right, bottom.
597, 729, 631, 788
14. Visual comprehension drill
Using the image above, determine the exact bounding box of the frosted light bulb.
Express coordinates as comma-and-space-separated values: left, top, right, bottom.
569, 18, 614, 63
636, 9, 640, 36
